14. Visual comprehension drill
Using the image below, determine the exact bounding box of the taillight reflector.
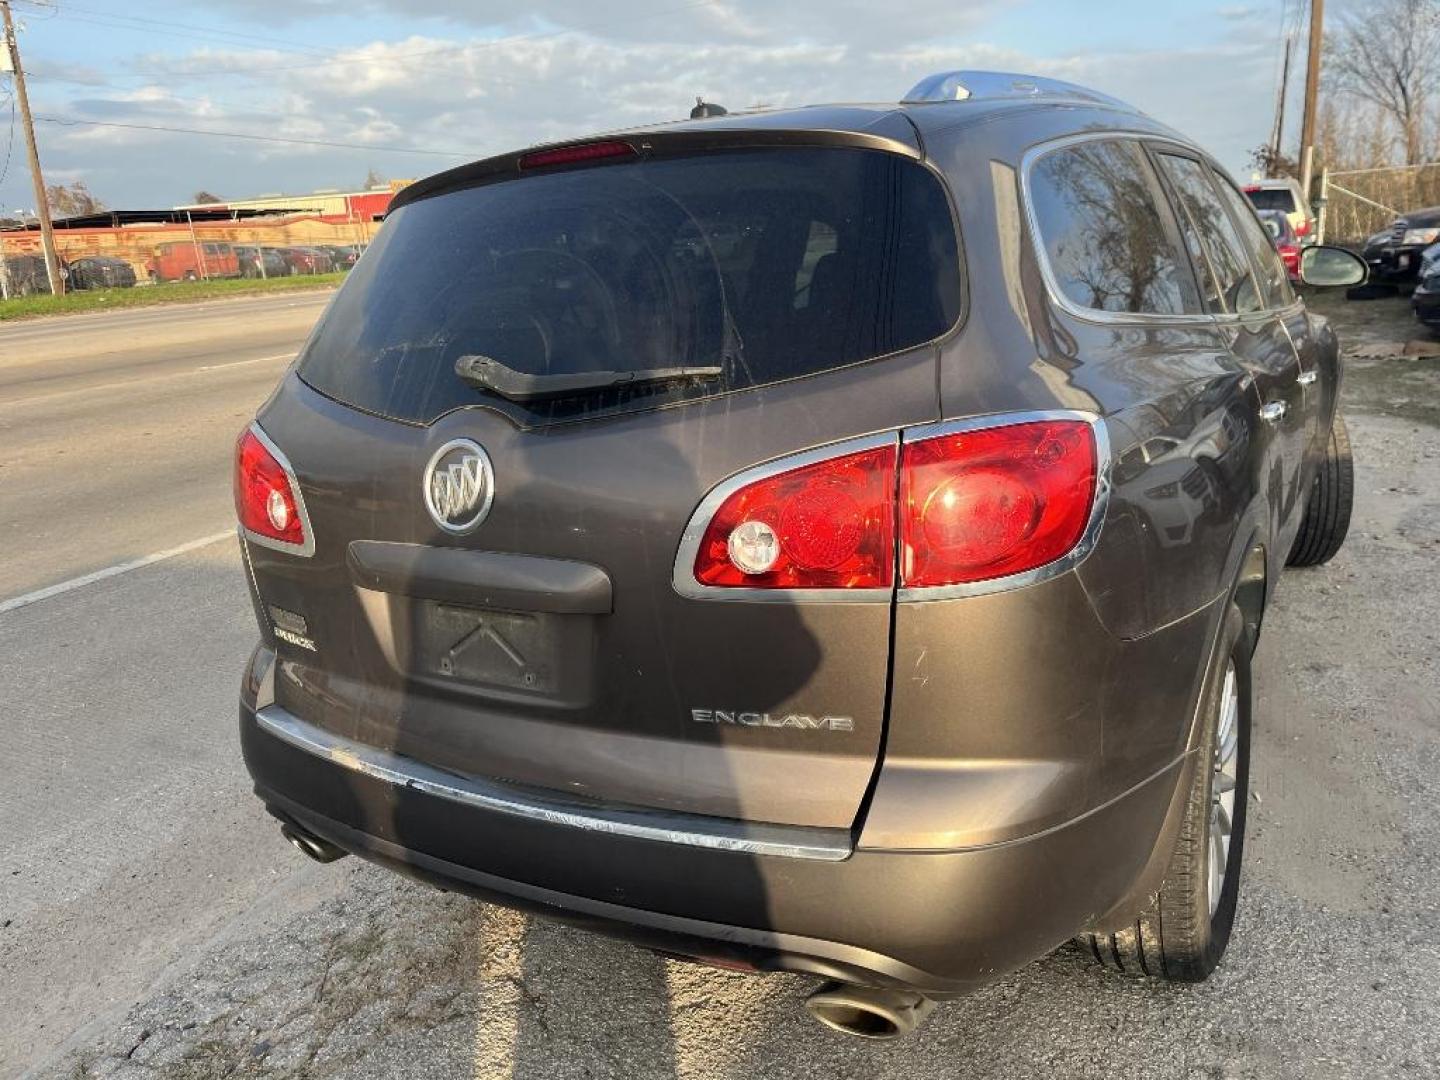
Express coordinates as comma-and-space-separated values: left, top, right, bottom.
235, 427, 306, 550
900, 420, 1096, 587
519, 141, 637, 170
692, 445, 896, 590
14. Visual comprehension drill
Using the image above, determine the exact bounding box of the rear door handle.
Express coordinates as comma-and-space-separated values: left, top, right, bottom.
1260, 400, 1288, 423
1297, 371, 1318, 386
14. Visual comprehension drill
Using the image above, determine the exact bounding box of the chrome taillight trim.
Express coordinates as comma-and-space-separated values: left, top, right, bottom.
896, 409, 1111, 602
239, 421, 316, 558
255, 705, 853, 862
670, 412, 1111, 605
670, 430, 900, 604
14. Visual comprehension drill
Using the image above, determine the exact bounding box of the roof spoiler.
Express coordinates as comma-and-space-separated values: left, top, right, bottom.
901, 70, 1138, 114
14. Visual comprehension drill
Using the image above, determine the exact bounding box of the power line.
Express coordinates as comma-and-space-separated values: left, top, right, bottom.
32, 114, 475, 156
0, 89, 15, 189
23, 8, 338, 58
12, 0, 333, 54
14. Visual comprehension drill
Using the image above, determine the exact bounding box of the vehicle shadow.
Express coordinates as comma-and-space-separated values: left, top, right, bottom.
347, 429, 825, 1079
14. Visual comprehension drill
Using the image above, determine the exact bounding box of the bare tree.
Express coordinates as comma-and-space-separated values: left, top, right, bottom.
363, 168, 386, 189
1327, 0, 1440, 165
192, 191, 224, 204
45, 180, 105, 218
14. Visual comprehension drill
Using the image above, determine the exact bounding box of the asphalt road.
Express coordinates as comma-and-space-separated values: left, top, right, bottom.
3, 292, 1438, 1079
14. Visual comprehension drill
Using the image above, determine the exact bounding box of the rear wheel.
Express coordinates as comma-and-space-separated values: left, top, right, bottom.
1287, 411, 1354, 567
1077, 606, 1250, 980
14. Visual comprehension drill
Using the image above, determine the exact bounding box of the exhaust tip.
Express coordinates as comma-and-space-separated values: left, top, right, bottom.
803, 982, 936, 1040
280, 822, 348, 864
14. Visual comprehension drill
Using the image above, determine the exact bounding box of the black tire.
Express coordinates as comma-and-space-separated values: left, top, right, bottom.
1077, 605, 1251, 981
1287, 412, 1354, 567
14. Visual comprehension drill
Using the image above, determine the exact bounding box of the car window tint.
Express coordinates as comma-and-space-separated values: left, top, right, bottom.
1214, 171, 1296, 308
297, 148, 962, 427
1245, 188, 1296, 214
1155, 153, 1262, 315
1028, 139, 1198, 316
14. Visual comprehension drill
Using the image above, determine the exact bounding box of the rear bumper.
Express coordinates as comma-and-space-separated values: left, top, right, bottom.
241, 697, 1185, 995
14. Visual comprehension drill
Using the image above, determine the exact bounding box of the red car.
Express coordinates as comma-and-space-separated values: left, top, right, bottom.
1257, 209, 1301, 280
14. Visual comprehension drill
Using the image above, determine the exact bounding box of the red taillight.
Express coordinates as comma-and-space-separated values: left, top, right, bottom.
235, 427, 306, 549
692, 445, 896, 589
684, 418, 1102, 594
1294, 219, 1311, 236
519, 140, 637, 170
900, 421, 1096, 587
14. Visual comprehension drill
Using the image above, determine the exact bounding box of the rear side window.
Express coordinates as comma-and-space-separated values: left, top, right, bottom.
1155, 154, 1261, 315
296, 148, 961, 426
1245, 188, 1296, 214
1215, 173, 1295, 308
1027, 139, 1198, 316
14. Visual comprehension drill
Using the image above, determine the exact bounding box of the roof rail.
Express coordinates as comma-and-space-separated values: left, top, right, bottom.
901, 70, 1138, 114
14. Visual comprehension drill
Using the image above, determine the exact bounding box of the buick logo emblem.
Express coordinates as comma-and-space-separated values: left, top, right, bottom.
423, 439, 495, 534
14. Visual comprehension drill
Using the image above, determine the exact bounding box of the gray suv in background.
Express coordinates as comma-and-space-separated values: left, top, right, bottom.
234, 71, 1365, 1038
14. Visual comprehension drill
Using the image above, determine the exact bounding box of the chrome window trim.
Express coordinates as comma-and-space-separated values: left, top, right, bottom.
1019, 131, 1218, 327
896, 409, 1112, 603
670, 431, 900, 604
1019, 130, 1308, 328
241, 421, 316, 558
255, 705, 853, 862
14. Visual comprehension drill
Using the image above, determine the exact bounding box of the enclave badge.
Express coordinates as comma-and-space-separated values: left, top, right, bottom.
691, 708, 854, 732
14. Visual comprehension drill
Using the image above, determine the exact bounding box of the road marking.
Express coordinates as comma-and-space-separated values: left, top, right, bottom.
0, 353, 293, 408
194, 355, 285, 372
0, 531, 235, 615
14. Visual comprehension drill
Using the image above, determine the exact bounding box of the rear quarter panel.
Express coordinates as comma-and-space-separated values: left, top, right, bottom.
868, 111, 1270, 845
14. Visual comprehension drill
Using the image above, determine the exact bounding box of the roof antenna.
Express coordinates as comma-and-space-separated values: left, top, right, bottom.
690, 97, 728, 119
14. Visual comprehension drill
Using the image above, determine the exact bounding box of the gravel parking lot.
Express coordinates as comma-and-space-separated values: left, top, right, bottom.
7, 292, 1440, 1079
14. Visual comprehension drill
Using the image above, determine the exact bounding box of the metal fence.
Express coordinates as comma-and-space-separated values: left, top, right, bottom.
1319, 162, 1440, 246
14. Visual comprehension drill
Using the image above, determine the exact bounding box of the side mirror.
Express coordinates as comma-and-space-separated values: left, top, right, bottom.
1298, 245, 1368, 288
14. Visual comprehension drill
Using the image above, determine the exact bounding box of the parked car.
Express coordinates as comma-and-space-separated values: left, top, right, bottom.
234, 70, 1365, 1039
146, 241, 241, 282
317, 244, 361, 271
1361, 206, 1440, 285
1243, 177, 1314, 241
1410, 241, 1440, 330
1256, 209, 1301, 280
1, 252, 66, 296
66, 255, 137, 290
265, 246, 333, 275
234, 245, 289, 279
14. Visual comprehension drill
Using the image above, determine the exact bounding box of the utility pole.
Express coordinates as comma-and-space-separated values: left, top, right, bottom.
1, 0, 63, 295
1268, 34, 1293, 176
1298, 0, 1325, 205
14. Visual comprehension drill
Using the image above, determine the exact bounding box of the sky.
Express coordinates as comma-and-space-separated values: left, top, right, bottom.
0, 0, 1331, 212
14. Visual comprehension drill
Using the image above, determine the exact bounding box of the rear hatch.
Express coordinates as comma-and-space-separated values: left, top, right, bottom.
244, 132, 960, 830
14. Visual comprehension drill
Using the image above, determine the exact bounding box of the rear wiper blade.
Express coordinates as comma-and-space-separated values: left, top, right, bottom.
454, 355, 723, 402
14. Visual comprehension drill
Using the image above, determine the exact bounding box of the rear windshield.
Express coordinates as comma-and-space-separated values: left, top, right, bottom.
296, 147, 961, 426
1245, 188, 1296, 214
